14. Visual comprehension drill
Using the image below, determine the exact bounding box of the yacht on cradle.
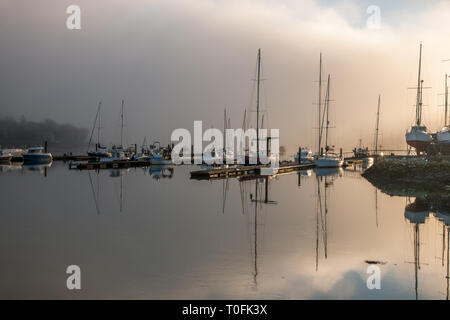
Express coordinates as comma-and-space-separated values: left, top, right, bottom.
405, 44, 432, 153
437, 74, 450, 145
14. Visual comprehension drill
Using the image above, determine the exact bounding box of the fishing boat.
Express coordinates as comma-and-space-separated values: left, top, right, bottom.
437, 74, 450, 144
0, 150, 12, 162
405, 44, 432, 152
352, 139, 370, 158
87, 102, 112, 158
22, 147, 53, 163
294, 147, 313, 162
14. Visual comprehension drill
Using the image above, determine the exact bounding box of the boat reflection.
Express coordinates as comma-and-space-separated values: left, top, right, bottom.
149, 165, 174, 180
365, 171, 450, 300
22, 162, 52, 176
314, 169, 340, 270
404, 197, 430, 300
0, 162, 23, 173
314, 167, 343, 178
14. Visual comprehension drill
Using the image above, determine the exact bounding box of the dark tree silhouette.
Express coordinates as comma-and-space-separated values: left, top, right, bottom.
0, 116, 88, 151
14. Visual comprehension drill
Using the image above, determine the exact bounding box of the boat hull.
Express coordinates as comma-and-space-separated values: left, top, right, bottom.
0, 155, 12, 162
22, 153, 53, 164
405, 127, 432, 151
436, 129, 450, 145
315, 157, 343, 168
88, 151, 112, 158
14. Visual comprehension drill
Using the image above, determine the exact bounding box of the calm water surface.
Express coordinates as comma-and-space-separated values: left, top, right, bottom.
0, 162, 448, 299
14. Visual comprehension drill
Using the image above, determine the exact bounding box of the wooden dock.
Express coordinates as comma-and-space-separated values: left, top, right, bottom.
190, 162, 315, 180
54, 155, 98, 161
69, 160, 152, 170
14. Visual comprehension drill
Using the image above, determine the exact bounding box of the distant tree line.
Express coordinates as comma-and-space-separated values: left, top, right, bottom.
0, 116, 88, 150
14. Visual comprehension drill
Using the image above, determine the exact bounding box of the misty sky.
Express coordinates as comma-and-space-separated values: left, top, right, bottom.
1, 0, 450, 155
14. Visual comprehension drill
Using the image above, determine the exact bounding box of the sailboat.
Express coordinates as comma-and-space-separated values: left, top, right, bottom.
100, 100, 130, 162
437, 74, 450, 144
315, 68, 343, 168
87, 102, 112, 158
405, 44, 432, 153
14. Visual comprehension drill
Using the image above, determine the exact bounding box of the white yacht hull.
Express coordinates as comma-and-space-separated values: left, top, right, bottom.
405, 126, 432, 151
436, 129, 450, 145
315, 156, 343, 168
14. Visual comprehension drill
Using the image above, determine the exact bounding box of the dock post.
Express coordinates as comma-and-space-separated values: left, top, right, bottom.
44, 141, 48, 153
265, 176, 268, 203
340, 148, 343, 159
298, 146, 301, 164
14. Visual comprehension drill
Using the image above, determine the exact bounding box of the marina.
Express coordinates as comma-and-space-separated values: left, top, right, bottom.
3, 0, 450, 304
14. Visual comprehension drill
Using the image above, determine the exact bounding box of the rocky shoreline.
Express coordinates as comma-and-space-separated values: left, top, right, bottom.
362, 156, 450, 187
362, 156, 450, 213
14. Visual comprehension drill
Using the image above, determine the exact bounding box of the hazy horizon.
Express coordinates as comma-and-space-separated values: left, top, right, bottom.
2, 0, 450, 156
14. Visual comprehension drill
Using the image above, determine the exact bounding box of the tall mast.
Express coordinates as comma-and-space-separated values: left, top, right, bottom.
447, 227, 449, 301
224, 108, 227, 150
318, 53, 323, 155
445, 74, 448, 127
324, 75, 330, 154
87, 101, 101, 153
256, 48, 261, 164
416, 44, 423, 126
120, 99, 124, 148
97, 103, 101, 146
375, 95, 381, 155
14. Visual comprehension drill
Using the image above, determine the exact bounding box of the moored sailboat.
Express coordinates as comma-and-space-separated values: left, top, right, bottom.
87, 102, 112, 158
313, 59, 343, 168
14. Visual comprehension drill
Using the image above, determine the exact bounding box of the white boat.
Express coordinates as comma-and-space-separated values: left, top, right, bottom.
294, 147, 313, 162
0, 150, 12, 162
315, 154, 343, 168
22, 147, 52, 163
405, 44, 432, 153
